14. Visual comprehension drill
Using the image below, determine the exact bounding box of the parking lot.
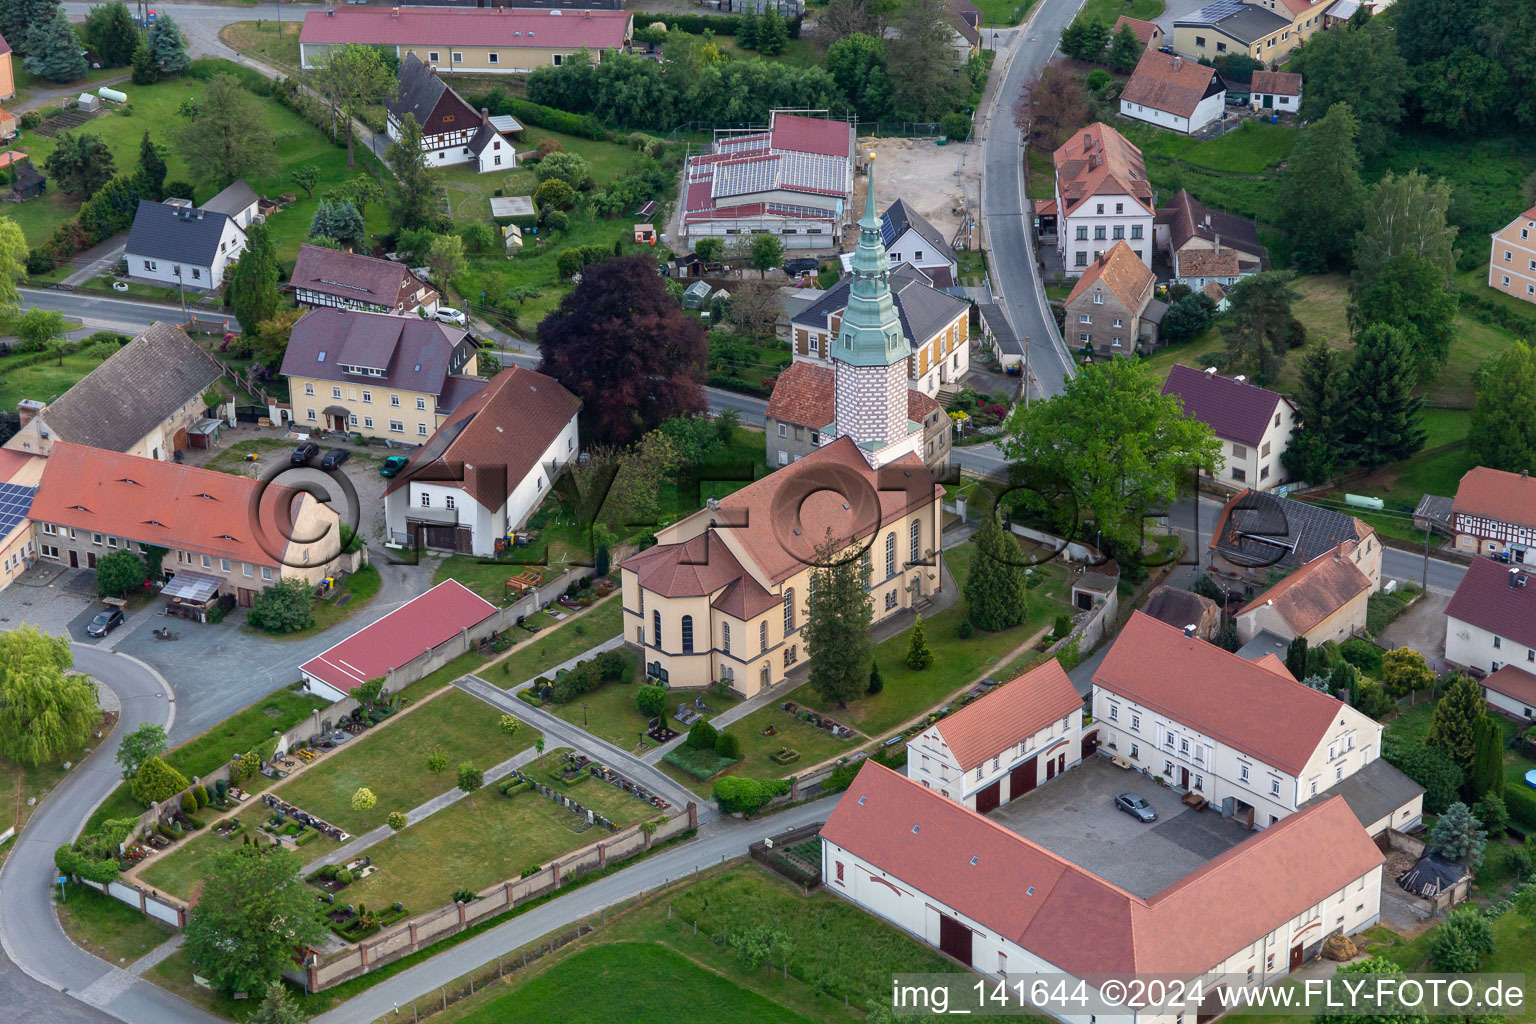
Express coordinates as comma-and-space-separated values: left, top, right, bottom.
987, 755, 1254, 898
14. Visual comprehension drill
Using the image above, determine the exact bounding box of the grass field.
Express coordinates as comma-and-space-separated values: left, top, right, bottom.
55, 882, 174, 966
137, 820, 255, 901
660, 700, 863, 796
242, 562, 383, 641
0, 345, 120, 412
1077, 0, 1164, 26
270, 689, 532, 834
218, 21, 302, 72
395, 650, 491, 703
0, 754, 74, 870
491, 596, 624, 688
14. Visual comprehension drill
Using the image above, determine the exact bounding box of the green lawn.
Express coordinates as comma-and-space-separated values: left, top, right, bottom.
11, 59, 388, 265
1076, 0, 1164, 26
518, 748, 655, 825
433, 491, 595, 602
491, 596, 624, 688
0, 753, 75, 871
395, 650, 491, 703
137, 820, 256, 902
243, 562, 383, 641
55, 882, 175, 966
662, 700, 862, 796
83, 687, 330, 836
269, 689, 533, 834
218, 20, 302, 72
550, 678, 673, 753
147, 948, 252, 1022
0, 345, 120, 412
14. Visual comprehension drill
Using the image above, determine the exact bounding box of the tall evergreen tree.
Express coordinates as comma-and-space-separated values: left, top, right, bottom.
905, 614, 933, 671
130, 42, 158, 85
1219, 272, 1306, 383
83, 2, 141, 67
227, 221, 279, 334
1278, 103, 1365, 272
1468, 340, 1536, 474
1, 0, 54, 57
135, 131, 167, 202
1106, 24, 1143, 72
23, 3, 89, 83
148, 11, 190, 74
1285, 636, 1309, 681
1339, 324, 1425, 471
885, 0, 963, 120
964, 505, 1030, 631
1466, 713, 1506, 802
1429, 802, 1487, 870
802, 534, 874, 709
1282, 339, 1345, 484
1427, 673, 1486, 771
1076, 19, 1110, 60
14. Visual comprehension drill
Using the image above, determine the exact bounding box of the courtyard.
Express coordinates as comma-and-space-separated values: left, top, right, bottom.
986, 755, 1253, 898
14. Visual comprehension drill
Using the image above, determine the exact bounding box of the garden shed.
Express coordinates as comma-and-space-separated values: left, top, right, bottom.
683, 280, 712, 309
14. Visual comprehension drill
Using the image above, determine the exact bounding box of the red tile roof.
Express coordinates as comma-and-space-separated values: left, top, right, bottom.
932, 660, 1084, 771
1483, 665, 1536, 708
299, 8, 632, 50
1066, 240, 1154, 312
1092, 612, 1348, 775
1446, 555, 1536, 652
1240, 543, 1372, 636
622, 531, 752, 600
1255, 653, 1296, 680
1121, 50, 1223, 119
1452, 466, 1536, 532
300, 580, 497, 695
1162, 363, 1287, 447
1114, 15, 1161, 45
1250, 70, 1303, 96
1052, 123, 1153, 218
770, 112, 856, 159
822, 762, 1382, 976
766, 361, 944, 430
0, 32, 9, 57
30, 443, 321, 568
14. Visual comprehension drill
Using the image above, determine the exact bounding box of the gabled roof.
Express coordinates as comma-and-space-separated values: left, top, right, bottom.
0, 32, 10, 57
1209, 489, 1373, 574
1250, 70, 1302, 96
385, 52, 477, 130
1482, 664, 1536, 708
301, 580, 498, 695
1093, 612, 1349, 775
383, 367, 579, 512
1142, 585, 1218, 631
290, 244, 439, 312
1452, 466, 1536, 532
766, 361, 942, 432
1300, 757, 1424, 831
822, 762, 1383, 977
1052, 123, 1153, 218
1065, 240, 1154, 312
126, 200, 240, 266
1113, 15, 1161, 44
26, 323, 222, 452
301, 7, 632, 50
791, 271, 969, 350
880, 199, 956, 268
1445, 556, 1536, 652
280, 307, 476, 398
1121, 51, 1225, 119
201, 179, 258, 218
1161, 364, 1288, 447
1176, 248, 1243, 278
1156, 189, 1268, 264
931, 660, 1083, 771
1239, 542, 1372, 636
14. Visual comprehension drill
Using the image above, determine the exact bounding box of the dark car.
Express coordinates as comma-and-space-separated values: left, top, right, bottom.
291, 442, 320, 465
782, 257, 820, 277
86, 607, 125, 638
380, 456, 410, 478
320, 448, 350, 470
1115, 793, 1157, 823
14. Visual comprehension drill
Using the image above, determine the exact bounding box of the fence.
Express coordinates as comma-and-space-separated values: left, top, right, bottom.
75, 876, 186, 927
304, 808, 696, 991
748, 821, 825, 887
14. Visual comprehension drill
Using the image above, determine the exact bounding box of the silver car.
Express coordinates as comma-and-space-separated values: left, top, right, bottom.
1115, 793, 1157, 823
434, 307, 467, 327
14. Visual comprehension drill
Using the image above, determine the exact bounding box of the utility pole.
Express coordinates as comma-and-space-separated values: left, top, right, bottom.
1422, 522, 1431, 593
173, 265, 187, 318
1023, 334, 1030, 409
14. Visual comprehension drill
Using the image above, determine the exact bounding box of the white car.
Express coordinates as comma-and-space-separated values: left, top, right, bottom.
434, 307, 467, 327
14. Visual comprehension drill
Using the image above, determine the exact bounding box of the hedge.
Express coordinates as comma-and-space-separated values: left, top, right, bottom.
712, 775, 789, 814
1506, 786, 1536, 832
461, 91, 612, 142
664, 745, 739, 781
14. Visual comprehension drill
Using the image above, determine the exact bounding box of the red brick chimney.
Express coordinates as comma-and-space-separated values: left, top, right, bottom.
17, 399, 44, 428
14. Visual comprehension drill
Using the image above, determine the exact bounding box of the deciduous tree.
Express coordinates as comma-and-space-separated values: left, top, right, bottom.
1352, 172, 1458, 288
0, 218, 28, 314
886, 0, 963, 121
175, 74, 277, 187
1410, 49, 1508, 134
1380, 647, 1435, 698
456, 762, 483, 793
291, 165, 320, 201
1429, 907, 1495, 973
749, 232, 783, 279
1293, 16, 1405, 157
249, 578, 316, 635
0, 626, 98, 767
1159, 292, 1217, 346
350, 786, 376, 826
312, 43, 395, 167
184, 846, 328, 994
426, 233, 465, 288
1315, 957, 1428, 1024
803, 534, 874, 709
1468, 341, 1536, 474
116, 723, 167, 780
1350, 251, 1457, 384
1339, 324, 1425, 470
965, 505, 1030, 631
96, 548, 147, 598
1278, 103, 1365, 272
1014, 61, 1088, 151
385, 114, 440, 233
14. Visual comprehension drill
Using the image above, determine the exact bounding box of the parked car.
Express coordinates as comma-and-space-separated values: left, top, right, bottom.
1114, 793, 1157, 823
291, 442, 320, 465
434, 307, 467, 326
86, 607, 125, 638
380, 456, 410, 477
320, 448, 350, 470
782, 257, 819, 276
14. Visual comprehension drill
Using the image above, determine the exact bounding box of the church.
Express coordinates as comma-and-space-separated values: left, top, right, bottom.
619, 166, 946, 696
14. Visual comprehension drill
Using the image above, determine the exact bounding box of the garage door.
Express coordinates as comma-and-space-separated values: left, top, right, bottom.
938, 913, 973, 965
1010, 760, 1036, 799
974, 780, 1001, 814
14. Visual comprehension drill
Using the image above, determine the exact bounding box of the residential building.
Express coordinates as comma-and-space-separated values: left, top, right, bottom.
880, 199, 959, 288
1173, 0, 1330, 63
1052, 123, 1155, 275
765, 361, 952, 474
976, 302, 1024, 371
1093, 612, 1388, 826
1114, 14, 1164, 48
300, 580, 498, 701
0, 33, 13, 102
1155, 188, 1268, 287
823, 763, 1384, 997
290, 244, 440, 316
1479, 665, 1536, 723
1444, 556, 1536, 677
199, 179, 260, 230
280, 307, 485, 441
1250, 69, 1302, 111
1298, 757, 1424, 837
1161, 364, 1294, 490
1235, 541, 1373, 645
0, 449, 41, 593
300, 7, 634, 74
382, 367, 580, 555
1489, 206, 1536, 305
384, 54, 524, 170
0, 107, 17, 142
29, 443, 342, 601
1119, 51, 1227, 134
789, 265, 971, 397
1064, 240, 1161, 358
125, 199, 246, 291
1449, 466, 1536, 561
682, 111, 855, 249
5, 323, 224, 461
1142, 584, 1220, 639
1207, 489, 1381, 596
905, 660, 1085, 811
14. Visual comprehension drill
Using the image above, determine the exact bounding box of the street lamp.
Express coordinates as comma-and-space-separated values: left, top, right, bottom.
581, 702, 588, 726
172, 264, 187, 317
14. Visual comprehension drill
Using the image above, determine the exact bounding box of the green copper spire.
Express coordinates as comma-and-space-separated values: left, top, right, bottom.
835, 156, 908, 368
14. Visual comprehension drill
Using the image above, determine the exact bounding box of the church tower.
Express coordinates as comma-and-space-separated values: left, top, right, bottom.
831, 157, 922, 468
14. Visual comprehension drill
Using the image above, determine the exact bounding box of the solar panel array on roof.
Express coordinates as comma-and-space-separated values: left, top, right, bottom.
0, 482, 36, 538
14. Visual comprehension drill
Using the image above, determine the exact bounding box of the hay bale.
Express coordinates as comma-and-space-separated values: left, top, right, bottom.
1321, 933, 1358, 961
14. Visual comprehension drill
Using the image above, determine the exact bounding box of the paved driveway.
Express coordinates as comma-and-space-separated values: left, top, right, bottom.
1378, 592, 1452, 670
986, 755, 1252, 897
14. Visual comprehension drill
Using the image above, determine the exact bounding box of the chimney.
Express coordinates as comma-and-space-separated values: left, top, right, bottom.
326, 7, 333, 14
1172, 55, 1182, 71
17, 399, 44, 428
1524, 469, 1530, 478
1214, 233, 1221, 254
481, 107, 491, 126
1183, 624, 1197, 639
391, 5, 400, 15
1511, 567, 1521, 589
1083, 132, 1092, 152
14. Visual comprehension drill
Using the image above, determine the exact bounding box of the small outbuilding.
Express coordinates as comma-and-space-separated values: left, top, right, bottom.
1396, 852, 1468, 900
683, 280, 712, 309
77, 93, 100, 112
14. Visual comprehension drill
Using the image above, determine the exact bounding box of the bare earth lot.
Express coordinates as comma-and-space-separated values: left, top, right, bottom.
854, 135, 978, 245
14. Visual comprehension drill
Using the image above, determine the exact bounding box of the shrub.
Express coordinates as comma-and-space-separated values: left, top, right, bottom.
457, 762, 484, 792
1385, 739, 1463, 814
1428, 907, 1494, 972
535, 138, 562, 159
1339, 638, 1384, 675
1506, 786, 1536, 831
1052, 614, 1072, 639
713, 775, 790, 815
335, 868, 353, 885
180, 791, 197, 814
956, 620, 974, 640
192, 784, 208, 808
214, 779, 228, 802
687, 719, 719, 751
451, 887, 478, 903
941, 111, 971, 141
534, 178, 576, 213
636, 684, 668, 719
131, 757, 189, 806
715, 731, 742, 760
1477, 793, 1510, 839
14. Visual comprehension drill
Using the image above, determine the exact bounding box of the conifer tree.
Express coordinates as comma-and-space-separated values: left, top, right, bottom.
965, 506, 1029, 631
1340, 324, 1425, 470
905, 614, 933, 671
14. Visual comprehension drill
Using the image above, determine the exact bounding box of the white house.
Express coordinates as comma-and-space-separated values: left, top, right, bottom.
905, 660, 1085, 811
124, 199, 246, 291
1444, 555, 1536, 677
1119, 51, 1227, 135
383, 366, 580, 556
385, 54, 520, 172
1052, 124, 1156, 274
199, 179, 260, 230
823, 762, 1385, 1010
1480, 665, 1536, 723
1091, 612, 1386, 829
880, 199, 959, 288
1249, 70, 1302, 112
1161, 364, 1296, 491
